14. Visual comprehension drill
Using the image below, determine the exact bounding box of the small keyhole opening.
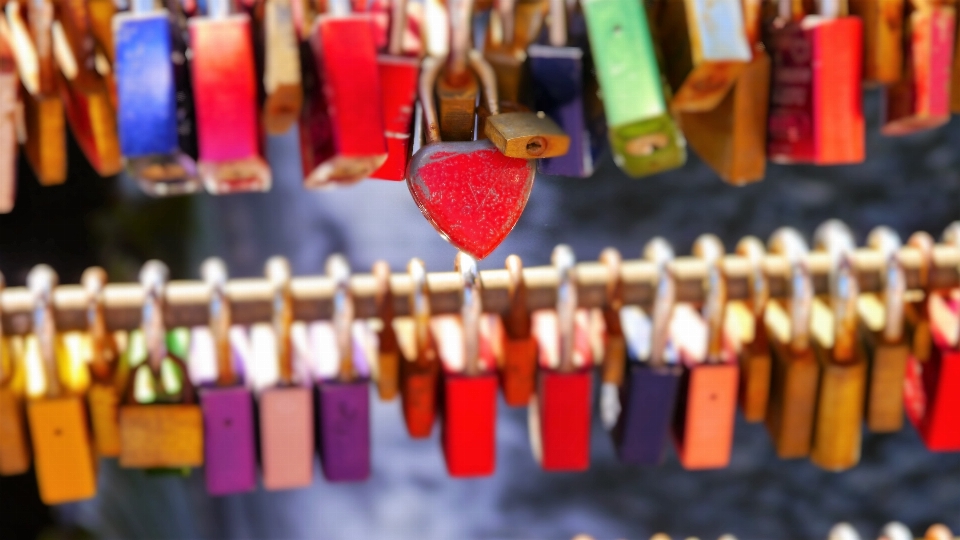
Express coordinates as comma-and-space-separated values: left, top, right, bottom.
612, 25, 622, 35
223, 419, 233, 428
53, 428, 63, 436
625, 133, 669, 157
709, 393, 718, 401
526, 137, 547, 157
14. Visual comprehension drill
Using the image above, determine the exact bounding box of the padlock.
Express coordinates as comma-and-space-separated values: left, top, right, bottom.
671, 235, 739, 471
114, 0, 200, 195
765, 228, 820, 459
6, 0, 67, 185
661, 0, 769, 184
81, 268, 123, 458
484, 0, 546, 106
118, 262, 203, 469
612, 238, 681, 466
196, 259, 256, 495
732, 237, 772, 422
260, 0, 303, 135
0, 19, 17, 213
529, 245, 594, 472
807, 221, 867, 471
436, 0, 479, 142
312, 256, 371, 482
582, 0, 685, 177
189, 0, 271, 194
373, 261, 400, 399
483, 109, 570, 159
849, 0, 903, 85
259, 257, 315, 489
434, 252, 498, 477
0, 271, 30, 475
86, 0, 114, 64
51, 11, 122, 177
599, 248, 625, 387
370, 0, 419, 180
527, 0, 606, 177
858, 227, 909, 433
766, 0, 865, 164
881, 2, 955, 135
500, 255, 537, 406
407, 53, 535, 260
397, 258, 440, 438
24, 265, 97, 504
300, 0, 387, 186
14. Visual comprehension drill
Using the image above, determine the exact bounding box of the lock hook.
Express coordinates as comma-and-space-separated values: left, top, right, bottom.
265, 256, 294, 385
327, 254, 356, 382
645, 237, 675, 367
867, 226, 905, 343
408, 257, 434, 366
201, 257, 235, 387
455, 251, 482, 376
693, 234, 727, 363
82, 266, 116, 383
552, 244, 576, 372
814, 220, 859, 361
139, 260, 169, 376
736, 236, 768, 317
27, 264, 59, 397
768, 227, 812, 353
504, 254, 530, 338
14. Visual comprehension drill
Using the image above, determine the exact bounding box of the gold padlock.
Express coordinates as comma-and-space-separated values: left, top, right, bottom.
0, 285, 30, 476
24, 265, 97, 504
118, 261, 203, 469
600, 248, 626, 387
733, 236, 772, 422
82, 267, 124, 457
373, 261, 400, 400
437, 0, 479, 141
483, 0, 547, 105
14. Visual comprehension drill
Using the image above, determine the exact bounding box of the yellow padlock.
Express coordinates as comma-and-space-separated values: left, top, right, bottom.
0, 331, 31, 476
83, 267, 124, 457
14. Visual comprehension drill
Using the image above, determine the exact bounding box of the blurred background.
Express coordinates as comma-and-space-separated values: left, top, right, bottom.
1, 91, 959, 540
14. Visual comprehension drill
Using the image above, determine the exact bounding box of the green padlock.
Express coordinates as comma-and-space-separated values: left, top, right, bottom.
582, 0, 685, 177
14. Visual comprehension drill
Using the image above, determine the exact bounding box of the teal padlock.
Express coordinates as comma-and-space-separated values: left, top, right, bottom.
582, 0, 685, 177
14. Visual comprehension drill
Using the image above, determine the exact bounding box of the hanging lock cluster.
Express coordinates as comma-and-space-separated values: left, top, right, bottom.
3, 220, 960, 502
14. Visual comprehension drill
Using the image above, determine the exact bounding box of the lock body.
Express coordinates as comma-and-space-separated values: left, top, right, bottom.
376, 337, 400, 400
500, 335, 537, 406
442, 373, 497, 477
114, 11, 199, 195
302, 15, 387, 186
119, 403, 204, 468
739, 326, 772, 422
201, 386, 256, 495
0, 386, 31, 475
401, 359, 440, 438
766, 338, 820, 458
406, 139, 536, 260
370, 55, 419, 180
60, 76, 122, 177
532, 368, 592, 471
904, 345, 960, 451
316, 379, 370, 482
810, 344, 867, 471
436, 71, 479, 142
88, 382, 121, 457
484, 111, 570, 159
190, 14, 271, 194
672, 359, 739, 470
861, 328, 909, 433
24, 93, 67, 186
849, 0, 904, 85
259, 385, 314, 489
582, 0, 685, 177
882, 5, 955, 135
528, 45, 606, 177
767, 18, 865, 164
28, 397, 97, 504
614, 362, 681, 465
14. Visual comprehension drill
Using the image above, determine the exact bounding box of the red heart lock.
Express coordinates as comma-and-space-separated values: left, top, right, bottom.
407, 141, 534, 260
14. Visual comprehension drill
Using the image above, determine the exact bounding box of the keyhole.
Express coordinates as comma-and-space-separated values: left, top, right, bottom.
223, 418, 233, 428
612, 25, 622, 35
53, 428, 62, 437
709, 393, 718, 401
625, 133, 669, 156
525, 137, 547, 157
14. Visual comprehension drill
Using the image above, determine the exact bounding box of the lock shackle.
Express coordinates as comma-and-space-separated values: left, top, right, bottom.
828, 522, 862, 540
121, 347, 197, 405
768, 227, 812, 353
742, 0, 762, 46
924, 524, 954, 540
814, 220, 858, 362
265, 256, 294, 385
408, 257, 433, 366
130, 0, 157, 13
546, 0, 566, 47
139, 260, 170, 375
777, 0, 805, 21
0, 270, 5, 386
201, 257, 235, 387
504, 254, 531, 338
327, 254, 356, 382
388, 0, 409, 55
455, 251, 482, 376
444, 0, 475, 83
880, 522, 913, 540
552, 244, 577, 372
421, 52, 499, 144
27, 264, 60, 397
5, 2, 42, 96
82, 267, 117, 383
599, 247, 623, 335
907, 231, 934, 290
694, 234, 727, 363
645, 237, 675, 367
494, 0, 516, 48
736, 236, 768, 317
373, 259, 396, 340
819, 0, 848, 18
867, 227, 905, 343
207, 0, 234, 18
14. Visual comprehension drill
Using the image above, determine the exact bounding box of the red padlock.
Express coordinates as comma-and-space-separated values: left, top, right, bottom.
370, 0, 419, 180
767, 0, 864, 164
529, 245, 594, 472
434, 252, 498, 477
300, 0, 387, 185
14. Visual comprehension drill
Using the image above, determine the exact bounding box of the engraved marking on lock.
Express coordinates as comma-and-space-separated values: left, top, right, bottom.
525, 136, 547, 157
625, 133, 669, 156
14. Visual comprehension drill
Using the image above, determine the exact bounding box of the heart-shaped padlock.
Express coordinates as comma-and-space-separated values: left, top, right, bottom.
407, 53, 535, 260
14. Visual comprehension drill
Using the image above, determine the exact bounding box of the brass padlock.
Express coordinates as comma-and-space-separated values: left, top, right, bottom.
765, 228, 820, 459
0, 275, 30, 476
437, 0, 479, 141
600, 248, 626, 387
260, 0, 303, 134
733, 236, 772, 422
373, 261, 400, 400
849, 0, 904, 86
82, 268, 123, 457
25, 265, 97, 504
483, 0, 544, 106
118, 261, 203, 469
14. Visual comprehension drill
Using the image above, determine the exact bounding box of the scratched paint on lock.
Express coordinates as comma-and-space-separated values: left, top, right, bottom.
407, 140, 535, 260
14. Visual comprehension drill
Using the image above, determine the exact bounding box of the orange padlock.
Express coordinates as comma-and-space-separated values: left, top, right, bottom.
118, 261, 203, 469
25, 265, 97, 504
373, 261, 400, 400
733, 236, 772, 422
82, 267, 123, 458
0, 270, 30, 475
500, 254, 537, 406
398, 258, 441, 438
600, 248, 626, 387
